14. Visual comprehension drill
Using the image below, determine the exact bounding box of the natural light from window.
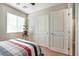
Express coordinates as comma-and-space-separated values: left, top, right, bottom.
7, 12, 25, 33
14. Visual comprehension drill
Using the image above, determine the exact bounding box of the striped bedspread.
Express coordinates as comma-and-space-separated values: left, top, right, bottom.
0, 39, 42, 56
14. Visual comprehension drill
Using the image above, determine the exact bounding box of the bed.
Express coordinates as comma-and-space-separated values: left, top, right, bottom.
0, 38, 42, 56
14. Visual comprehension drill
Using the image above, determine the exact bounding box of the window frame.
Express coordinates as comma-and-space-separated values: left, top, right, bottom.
7, 12, 25, 33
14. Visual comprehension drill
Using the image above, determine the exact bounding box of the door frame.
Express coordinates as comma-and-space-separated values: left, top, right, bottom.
75, 3, 78, 56
68, 8, 73, 56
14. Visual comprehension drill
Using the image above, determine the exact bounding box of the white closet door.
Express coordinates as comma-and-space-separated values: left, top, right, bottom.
50, 10, 67, 54
50, 9, 72, 55
33, 17, 39, 43
38, 14, 49, 47
33, 14, 49, 47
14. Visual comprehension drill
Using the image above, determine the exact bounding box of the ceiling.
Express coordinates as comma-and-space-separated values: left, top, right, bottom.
7, 3, 60, 14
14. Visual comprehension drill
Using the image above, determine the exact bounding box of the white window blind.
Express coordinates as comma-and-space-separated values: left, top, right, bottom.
7, 12, 25, 33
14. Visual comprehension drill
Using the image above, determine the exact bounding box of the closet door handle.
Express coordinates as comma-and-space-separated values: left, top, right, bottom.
51, 33, 54, 35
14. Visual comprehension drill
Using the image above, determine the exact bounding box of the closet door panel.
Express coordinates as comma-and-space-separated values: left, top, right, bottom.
33, 14, 49, 47
50, 10, 65, 54
38, 14, 49, 47
33, 17, 39, 44
53, 35, 64, 49
50, 12, 54, 48
53, 11, 64, 49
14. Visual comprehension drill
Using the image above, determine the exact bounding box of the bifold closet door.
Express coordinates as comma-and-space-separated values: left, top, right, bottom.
33, 14, 49, 47
38, 14, 49, 47
50, 10, 65, 52
50, 8, 73, 55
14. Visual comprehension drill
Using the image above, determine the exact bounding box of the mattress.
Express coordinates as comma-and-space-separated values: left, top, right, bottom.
0, 38, 42, 56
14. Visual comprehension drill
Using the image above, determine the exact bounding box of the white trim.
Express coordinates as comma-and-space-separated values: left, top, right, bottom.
75, 4, 78, 56
69, 8, 73, 56
49, 47, 68, 55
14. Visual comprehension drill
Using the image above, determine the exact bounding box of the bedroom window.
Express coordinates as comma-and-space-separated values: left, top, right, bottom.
7, 12, 25, 33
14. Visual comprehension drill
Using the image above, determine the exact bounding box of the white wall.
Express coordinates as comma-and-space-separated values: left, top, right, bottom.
0, 4, 28, 41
